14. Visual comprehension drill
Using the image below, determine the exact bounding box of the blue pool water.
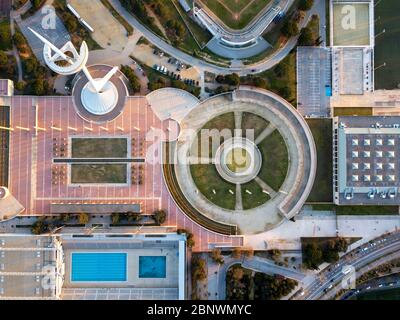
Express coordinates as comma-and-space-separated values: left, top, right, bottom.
139, 256, 167, 278
71, 253, 127, 282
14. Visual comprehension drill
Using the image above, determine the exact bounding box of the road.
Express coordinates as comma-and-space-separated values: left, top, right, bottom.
342, 273, 400, 300
295, 231, 400, 300
108, 0, 320, 76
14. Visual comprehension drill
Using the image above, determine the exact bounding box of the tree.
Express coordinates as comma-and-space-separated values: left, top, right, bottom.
13, 32, 25, 47
32, 78, 48, 96
111, 213, 120, 225
298, 27, 314, 46
153, 209, 167, 225
243, 247, 254, 258
60, 213, 72, 223
31, 218, 49, 235
120, 65, 141, 93
148, 77, 166, 91
77, 212, 90, 224
192, 256, 207, 281
64, 14, 78, 33
177, 229, 196, 248
299, 0, 314, 11
282, 20, 299, 38
279, 86, 292, 99
0, 51, 8, 66
224, 73, 240, 86
215, 75, 225, 83
15, 81, 25, 91
335, 237, 348, 252
323, 240, 340, 263
23, 57, 38, 75
0, 22, 12, 49
232, 247, 242, 259
31, 0, 43, 9
303, 242, 323, 269
253, 76, 268, 89
210, 248, 224, 265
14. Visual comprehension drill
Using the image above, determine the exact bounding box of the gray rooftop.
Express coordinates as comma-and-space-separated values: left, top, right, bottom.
0, 235, 61, 299
334, 116, 400, 205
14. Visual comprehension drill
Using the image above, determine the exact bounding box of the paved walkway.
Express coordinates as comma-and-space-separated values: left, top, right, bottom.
245, 209, 400, 251
242, 256, 306, 282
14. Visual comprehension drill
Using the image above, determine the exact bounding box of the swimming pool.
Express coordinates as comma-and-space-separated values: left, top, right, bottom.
71, 253, 127, 282
139, 256, 166, 278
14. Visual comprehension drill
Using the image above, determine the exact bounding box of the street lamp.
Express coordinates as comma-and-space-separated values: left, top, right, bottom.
375, 29, 386, 38
374, 62, 386, 71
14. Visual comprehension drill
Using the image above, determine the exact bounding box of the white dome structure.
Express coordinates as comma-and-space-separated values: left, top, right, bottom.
81, 79, 118, 115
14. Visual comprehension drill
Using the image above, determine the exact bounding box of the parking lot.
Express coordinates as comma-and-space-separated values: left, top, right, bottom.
297, 47, 332, 118
18, 4, 70, 63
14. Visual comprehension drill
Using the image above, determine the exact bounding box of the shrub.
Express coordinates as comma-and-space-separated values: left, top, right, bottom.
299, 0, 314, 11
153, 209, 167, 225
210, 248, 224, 265
77, 212, 90, 224
0, 51, 8, 66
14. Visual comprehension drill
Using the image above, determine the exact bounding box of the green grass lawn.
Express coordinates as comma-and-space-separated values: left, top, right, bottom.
71, 138, 128, 158
241, 112, 269, 140
306, 119, 333, 202
336, 206, 399, 216
71, 164, 127, 184
355, 288, 400, 300
172, 0, 212, 48
201, 0, 271, 30
257, 130, 288, 192
241, 180, 270, 210
195, 112, 235, 157
374, 1, 400, 89
333, 107, 373, 116
190, 164, 236, 210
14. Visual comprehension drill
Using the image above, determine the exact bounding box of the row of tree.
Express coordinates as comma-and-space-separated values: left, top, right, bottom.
303, 237, 349, 270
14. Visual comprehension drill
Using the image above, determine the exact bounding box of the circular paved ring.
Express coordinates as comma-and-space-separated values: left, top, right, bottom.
215, 137, 262, 184
172, 87, 317, 234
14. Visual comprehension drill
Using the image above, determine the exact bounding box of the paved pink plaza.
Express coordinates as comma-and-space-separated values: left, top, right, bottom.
7, 95, 243, 251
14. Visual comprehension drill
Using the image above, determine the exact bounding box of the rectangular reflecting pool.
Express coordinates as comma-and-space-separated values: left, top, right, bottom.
71, 252, 127, 282
139, 256, 167, 278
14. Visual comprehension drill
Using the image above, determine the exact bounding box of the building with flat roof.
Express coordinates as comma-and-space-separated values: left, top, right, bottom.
0, 233, 186, 300
0, 235, 64, 300
330, 0, 375, 95
333, 116, 400, 205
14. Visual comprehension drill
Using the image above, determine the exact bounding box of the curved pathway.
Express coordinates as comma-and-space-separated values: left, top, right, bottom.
108, 0, 320, 76
173, 88, 316, 234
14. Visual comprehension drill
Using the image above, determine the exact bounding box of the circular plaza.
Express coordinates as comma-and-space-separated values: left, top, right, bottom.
171, 88, 317, 234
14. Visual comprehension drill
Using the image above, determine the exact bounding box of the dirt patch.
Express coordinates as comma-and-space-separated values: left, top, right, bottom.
69, 0, 128, 52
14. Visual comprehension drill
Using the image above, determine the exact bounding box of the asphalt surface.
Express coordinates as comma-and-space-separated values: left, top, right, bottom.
0, 0, 11, 17
342, 274, 400, 300
295, 231, 400, 300
108, 0, 321, 76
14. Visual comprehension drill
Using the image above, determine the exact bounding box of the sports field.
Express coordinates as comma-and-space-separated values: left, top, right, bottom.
332, 3, 370, 46
200, 0, 272, 30
374, 1, 400, 89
